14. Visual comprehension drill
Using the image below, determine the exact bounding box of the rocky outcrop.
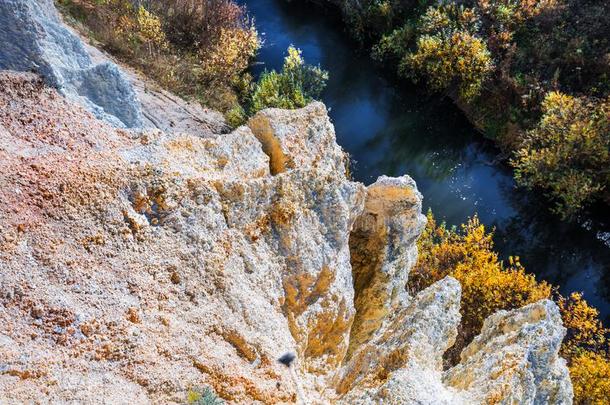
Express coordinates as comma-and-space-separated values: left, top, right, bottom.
0, 0, 143, 128
347, 175, 426, 355
81, 33, 228, 135
444, 299, 573, 404
0, 69, 572, 403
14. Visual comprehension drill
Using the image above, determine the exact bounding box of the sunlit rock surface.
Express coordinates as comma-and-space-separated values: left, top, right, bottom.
0, 70, 572, 403
0, 5, 573, 400
444, 299, 573, 404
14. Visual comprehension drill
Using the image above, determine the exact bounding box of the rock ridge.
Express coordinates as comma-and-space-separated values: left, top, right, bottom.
0, 2, 572, 402
0, 70, 572, 403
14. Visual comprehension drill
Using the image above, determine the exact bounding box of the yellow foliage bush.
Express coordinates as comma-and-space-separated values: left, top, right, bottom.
135, 5, 168, 55
401, 6, 493, 101
569, 351, 610, 405
409, 211, 551, 363
512, 92, 610, 218
404, 31, 492, 101
200, 27, 259, 83
412, 210, 609, 402
559, 292, 608, 357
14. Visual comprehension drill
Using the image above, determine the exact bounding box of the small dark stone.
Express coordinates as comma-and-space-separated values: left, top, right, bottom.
277, 352, 296, 367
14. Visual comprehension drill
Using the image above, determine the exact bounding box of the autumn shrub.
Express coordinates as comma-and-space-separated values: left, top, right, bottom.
559, 293, 610, 404
249, 46, 328, 114
376, 5, 493, 101
156, 0, 245, 50
558, 292, 608, 357
512, 92, 610, 219
404, 30, 493, 101
411, 210, 610, 402
569, 351, 610, 405
153, 0, 259, 87
56, 0, 259, 115
408, 210, 551, 364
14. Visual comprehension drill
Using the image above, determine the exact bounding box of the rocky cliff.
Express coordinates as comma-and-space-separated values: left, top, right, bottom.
0, 2, 573, 404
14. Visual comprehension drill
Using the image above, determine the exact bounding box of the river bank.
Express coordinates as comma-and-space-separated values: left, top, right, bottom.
241, 0, 610, 321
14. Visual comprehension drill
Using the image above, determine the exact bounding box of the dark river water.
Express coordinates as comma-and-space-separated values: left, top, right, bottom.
240, 0, 610, 321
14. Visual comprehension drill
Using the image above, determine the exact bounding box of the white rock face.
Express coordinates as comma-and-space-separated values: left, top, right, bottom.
0, 0, 143, 127
0, 71, 572, 404
347, 175, 427, 354
444, 299, 574, 404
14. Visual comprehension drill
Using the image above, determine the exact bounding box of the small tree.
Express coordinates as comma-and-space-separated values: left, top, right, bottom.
136, 5, 168, 56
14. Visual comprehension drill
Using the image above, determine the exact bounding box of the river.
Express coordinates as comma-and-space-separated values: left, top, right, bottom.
239, 0, 610, 321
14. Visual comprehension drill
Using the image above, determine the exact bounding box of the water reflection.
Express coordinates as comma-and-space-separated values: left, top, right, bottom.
240, 0, 610, 321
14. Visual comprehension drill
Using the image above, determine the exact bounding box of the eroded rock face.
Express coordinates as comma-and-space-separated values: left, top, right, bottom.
0, 0, 143, 128
347, 175, 426, 355
337, 276, 465, 402
444, 299, 574, 404
0, 71, 572, 404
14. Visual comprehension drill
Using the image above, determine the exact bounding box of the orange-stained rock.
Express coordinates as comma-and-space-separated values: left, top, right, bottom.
0, 71, 572, 404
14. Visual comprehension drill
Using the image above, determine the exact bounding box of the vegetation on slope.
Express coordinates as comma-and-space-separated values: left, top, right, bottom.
335, 0, 610, 219
56, 0, 260, 117
56, 1, 328, 128
409, 211, 610, 404
250, 47, 328, 112
227, 45, 328, 126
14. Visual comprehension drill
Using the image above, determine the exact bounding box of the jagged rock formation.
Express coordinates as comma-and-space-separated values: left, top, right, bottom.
0, 0, 143, 128
0, 68, 573, 403
0, 2, 573, 402
444, 299, 573, 404
347, 175, 426, 356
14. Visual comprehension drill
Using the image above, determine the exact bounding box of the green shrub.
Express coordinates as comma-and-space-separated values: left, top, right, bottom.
187, 387, 223, 405
401, 6, 492, 101
249, 46, 328, 114
225, 104, 247, 128
512, 92, 610, 218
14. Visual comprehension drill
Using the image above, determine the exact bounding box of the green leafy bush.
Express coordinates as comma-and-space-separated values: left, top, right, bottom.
512, 92, 610, 218
249, 46, 328, 114
399, 6, 492, 101
187, 387, 223, 405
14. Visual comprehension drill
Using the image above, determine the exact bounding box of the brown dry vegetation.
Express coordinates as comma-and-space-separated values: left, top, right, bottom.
56, 0, 259, 116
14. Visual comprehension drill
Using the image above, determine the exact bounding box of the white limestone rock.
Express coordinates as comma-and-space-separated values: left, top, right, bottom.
444, 299, 574, 404
0, 70, 574, 404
